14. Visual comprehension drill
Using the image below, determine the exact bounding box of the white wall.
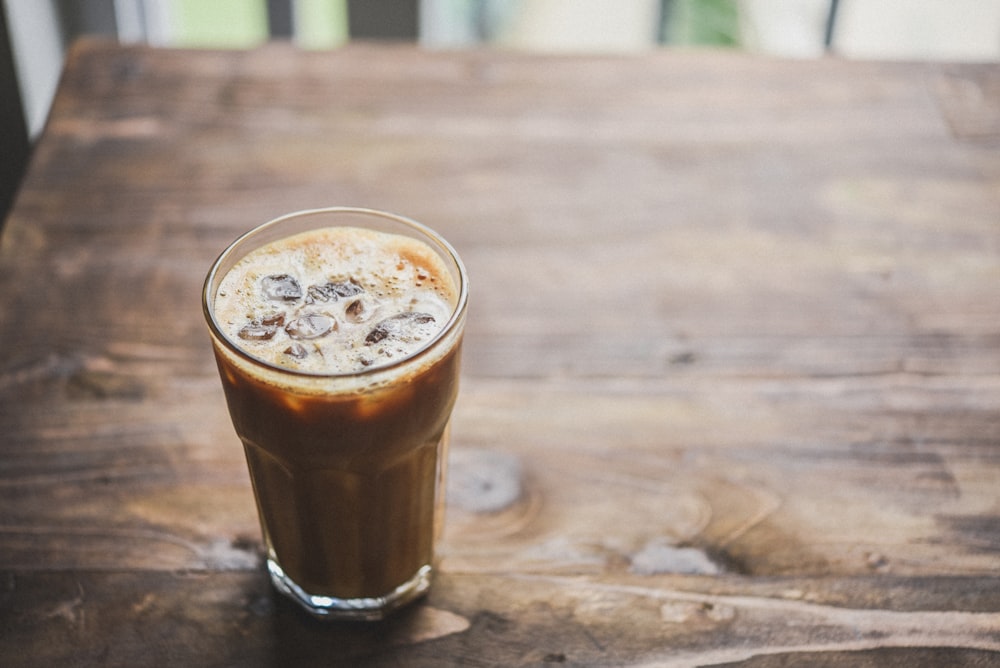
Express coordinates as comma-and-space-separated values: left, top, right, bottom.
740, 0, 831, 58
834, 0, 1000, 61
5, 0, 65, 138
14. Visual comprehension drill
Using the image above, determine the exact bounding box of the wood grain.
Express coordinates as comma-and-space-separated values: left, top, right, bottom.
1, 40, 998, 666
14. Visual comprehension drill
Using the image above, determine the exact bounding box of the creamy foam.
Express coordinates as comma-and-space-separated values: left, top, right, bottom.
213, 226, 457, 374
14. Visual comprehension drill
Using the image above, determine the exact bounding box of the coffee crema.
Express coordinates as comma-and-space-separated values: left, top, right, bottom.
214, 226, 457, 375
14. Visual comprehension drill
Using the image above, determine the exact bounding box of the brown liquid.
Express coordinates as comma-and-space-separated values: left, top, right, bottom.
214, 340, 461, 599
207, 225, 464, 606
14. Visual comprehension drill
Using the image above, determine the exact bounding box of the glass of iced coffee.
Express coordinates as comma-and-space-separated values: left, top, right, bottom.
202, 208, 468, 620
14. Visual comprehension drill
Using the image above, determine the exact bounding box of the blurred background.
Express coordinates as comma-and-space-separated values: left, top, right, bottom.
4, 0, 999, 140
1, 0, 999, 232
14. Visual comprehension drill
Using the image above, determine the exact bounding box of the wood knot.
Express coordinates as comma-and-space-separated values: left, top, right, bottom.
447, 449, 523, 514
66, 369, 146, 400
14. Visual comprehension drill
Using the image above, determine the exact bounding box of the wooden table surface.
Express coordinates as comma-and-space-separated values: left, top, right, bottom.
1, 39, 999, 667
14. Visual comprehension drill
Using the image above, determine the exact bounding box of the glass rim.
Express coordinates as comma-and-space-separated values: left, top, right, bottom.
202, 206, 469, 380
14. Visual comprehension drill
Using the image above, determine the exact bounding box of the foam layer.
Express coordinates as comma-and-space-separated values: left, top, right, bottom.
213, 226, 458, 374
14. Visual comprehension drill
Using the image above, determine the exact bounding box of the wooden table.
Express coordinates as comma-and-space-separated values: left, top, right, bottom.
1, 39, 998, 667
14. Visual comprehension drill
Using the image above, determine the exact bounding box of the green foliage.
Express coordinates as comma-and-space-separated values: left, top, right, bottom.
171, 0, 269, 47
664, 0, 742, 47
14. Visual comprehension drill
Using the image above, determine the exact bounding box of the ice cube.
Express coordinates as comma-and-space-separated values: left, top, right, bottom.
344, 298, 366, 322
365, 312, 436, 345
262, 274, 302, 302
306, 281, 363, 303
284, 343, 309, 359
238, 318, 280, 341
285, 312, 336, 340
260, 312, 286, 326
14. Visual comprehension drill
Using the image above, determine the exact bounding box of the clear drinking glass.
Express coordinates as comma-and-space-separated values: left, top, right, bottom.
202, 208, 468, 620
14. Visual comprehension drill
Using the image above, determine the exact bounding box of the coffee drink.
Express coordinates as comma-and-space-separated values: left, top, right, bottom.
203, 209, 467, 620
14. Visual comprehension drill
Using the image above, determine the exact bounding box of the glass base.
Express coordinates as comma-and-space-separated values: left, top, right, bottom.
266, 559, 433, 621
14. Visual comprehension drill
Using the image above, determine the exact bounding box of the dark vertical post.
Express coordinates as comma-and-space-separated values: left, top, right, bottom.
658, 0, 673, 44
824, 0, 840, 51
0, 0, 31, 226
267, 0, 294, 39
346, 0, 418, 40
55, 0, 117, 43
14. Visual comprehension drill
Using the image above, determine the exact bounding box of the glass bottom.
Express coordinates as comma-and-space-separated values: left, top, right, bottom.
266, 559, 433, 621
